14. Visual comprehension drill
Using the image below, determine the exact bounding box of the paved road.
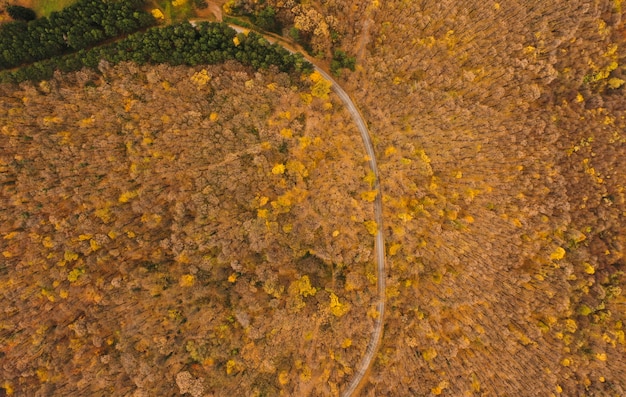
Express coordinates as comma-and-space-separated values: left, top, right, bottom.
201, 17, 388, 396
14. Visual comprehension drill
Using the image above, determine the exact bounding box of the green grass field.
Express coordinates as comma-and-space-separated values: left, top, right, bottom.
31, 0, 77, 17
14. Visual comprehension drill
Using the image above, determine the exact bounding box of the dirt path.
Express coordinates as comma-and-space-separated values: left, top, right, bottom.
204, 0, 222, 21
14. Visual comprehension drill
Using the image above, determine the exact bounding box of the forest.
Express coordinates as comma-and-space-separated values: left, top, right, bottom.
0, 0, 155, 69
0, 10, 312, 84
2, 0, 626, 396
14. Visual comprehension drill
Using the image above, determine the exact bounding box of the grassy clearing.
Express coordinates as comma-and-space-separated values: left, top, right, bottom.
31, 0, 77, 17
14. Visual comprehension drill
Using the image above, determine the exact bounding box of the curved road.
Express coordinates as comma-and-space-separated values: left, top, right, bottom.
237, 26, 387, 397
313, 68, 386, 397
195, 16, 388, 396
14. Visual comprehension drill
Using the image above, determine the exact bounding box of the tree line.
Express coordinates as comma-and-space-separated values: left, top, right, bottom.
0, 22, 313, 83
0, 0, 155, 70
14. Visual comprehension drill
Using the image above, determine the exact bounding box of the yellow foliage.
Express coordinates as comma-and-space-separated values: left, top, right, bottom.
364, 220, 378, 235
209, 112, 219, 122
3, 231, 17, 240
257, 209, 269, 218
398, 213, 413, 222
67, 267, 84, 283
298, 136, 312, 149
470, 373, 481, 392
79, 116, 94, 127
384, 146, 397, 156
191, 69, 211, 86
363, 171, 376, 187
64, 251, 78, 262
329, 292, 349, 317
299, 365, 312, 381
151, 8, 164, 19
223, 0, 236, 14
431, 380, 448, 395
310, 71, 323, 83
595, 352, 607, 361
78, 234, 92, 241
341, 338, 352, 348
228, 273, 238, 283
360, 190, 378, 202
41, 288, 55, 302
290, 275, 317, 297
583, 262, 596, 274
43, 115, 63, 125
118, 190, 138, 203
550, 247, 566, 260
310, 72, 331, 99
280, 128, 293, 138
2, 380, 14, 396
233, 36, 240, 46
89, 239, 100, 252
565, 319, 578, 333
226, 359, 237, 375
263, 280, 283, 298
272, 163, 286, 174
36, 368, 49, 382
598, 19, 609, 35
42, 236, 54, 248
278, 371, 289, 385
388, 243, 402, 256
286, 160, 308, 177
275, 194, 291, 208
179, 274, 195, 287
608, 77, 625, 89
422, 347, 437, 361
300, 93, 313, 104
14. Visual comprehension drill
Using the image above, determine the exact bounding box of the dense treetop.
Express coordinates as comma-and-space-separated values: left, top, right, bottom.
0, 0, 155, 70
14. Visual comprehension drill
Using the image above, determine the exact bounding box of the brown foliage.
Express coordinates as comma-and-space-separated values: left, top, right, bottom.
0, 62, 378, 395
278, 0, 626, 395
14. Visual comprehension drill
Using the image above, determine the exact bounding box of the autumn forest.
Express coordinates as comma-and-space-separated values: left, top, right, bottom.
1, 0, 626, 396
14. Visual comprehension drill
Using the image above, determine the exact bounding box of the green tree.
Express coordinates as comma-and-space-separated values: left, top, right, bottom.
6, 5, 37, 21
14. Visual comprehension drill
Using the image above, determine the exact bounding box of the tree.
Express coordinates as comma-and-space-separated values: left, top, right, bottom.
330, 49, 355, 76
254, 6, 280, 33
6, 5, 37, 21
